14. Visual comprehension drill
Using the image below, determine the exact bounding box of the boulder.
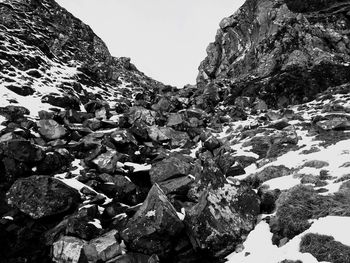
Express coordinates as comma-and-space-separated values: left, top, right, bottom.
149, 156, 192, 184
185, 181, 260, 258
185, 160, 260, 257
37, 119, 67, 140
0, 139, 44, 163
128, 106, 157, 126
52, 236, 86, 263
121, 184, 184, 256
6, 176, 81, 219
42, 94, 80, 111
0, 105, 30, 121
84, 230, 122, 262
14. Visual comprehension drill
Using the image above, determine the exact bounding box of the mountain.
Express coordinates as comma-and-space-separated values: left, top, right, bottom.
1, 0, 350, 263
197, 0, 350, 109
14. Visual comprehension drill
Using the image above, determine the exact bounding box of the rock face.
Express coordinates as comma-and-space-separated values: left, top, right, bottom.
197, 0, 350, 108
6, 176, 81, 219
121, 184, 184, 256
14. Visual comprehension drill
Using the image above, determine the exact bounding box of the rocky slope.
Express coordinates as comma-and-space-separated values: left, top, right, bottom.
1, 0, 350, 263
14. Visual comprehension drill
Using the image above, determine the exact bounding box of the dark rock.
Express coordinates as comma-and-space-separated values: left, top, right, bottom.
0, 105, 30, 121
41, 93, 81, 111
6, 176, 81, 219
149, 156, 192, 184
185, 180, 260, 258
36, 150, 72, 175
110, 253, 159, 263
6, 84, 35, 96
121, 184, 184, 256
1, 139, 44, 163
258, 186, 281, 214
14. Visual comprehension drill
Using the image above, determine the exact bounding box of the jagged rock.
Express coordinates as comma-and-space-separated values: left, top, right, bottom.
6, 84, 35, 96
149, 155, 192, 184
110, 253, 159, 263
257, 186, 281, 214
92, 149, 120, 174
185, 160, 260, 257
0, 105, 30, 121
197, 0, 350, 108
97, 173, 137, 201
121, 184, 184, 256
1, 139, 44, 163
42, 94, 81, 111
52, 236, 86, 263
36, 150, 73, 175
6, 176, 81, 219
185, 180, 260, 258
37, 119, 67, 140
128, 106, 157, 126
84, 230, 122, 262
158, 176, 194, 195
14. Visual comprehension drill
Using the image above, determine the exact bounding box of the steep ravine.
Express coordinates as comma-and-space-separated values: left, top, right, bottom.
1, 0, 350, 263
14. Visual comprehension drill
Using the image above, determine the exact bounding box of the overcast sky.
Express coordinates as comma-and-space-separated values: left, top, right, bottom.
56, 0, 245, 88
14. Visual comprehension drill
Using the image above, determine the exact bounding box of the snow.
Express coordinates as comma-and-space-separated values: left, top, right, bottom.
146, 210, 156, 217
263, 174, 301, 191
88, 219, 102, 229
0, 116, 6, 131
2, 216, 14, 221
244, 139, 350, 193
227, 216, 350, 263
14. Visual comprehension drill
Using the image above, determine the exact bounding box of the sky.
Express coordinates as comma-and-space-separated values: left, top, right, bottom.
56, 0, 245, 88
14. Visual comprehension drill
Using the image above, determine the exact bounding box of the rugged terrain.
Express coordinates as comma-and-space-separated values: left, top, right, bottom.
1, 0, 350, 263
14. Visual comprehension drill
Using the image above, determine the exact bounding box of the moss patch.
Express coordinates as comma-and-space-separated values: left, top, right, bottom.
270, 185, 350, 243
300, 233, 350, 263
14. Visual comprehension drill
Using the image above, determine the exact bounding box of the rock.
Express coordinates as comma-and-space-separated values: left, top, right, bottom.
302, 160, 329, 169
84, 230, 122, 262
167, 113, 184, 127
36, 150, 72, 175
37, 119, 67, 140
158, 176, 194, 195
185, 180, 260, 258
149, 156, 192, 184
6, 84, 35, 96
128, 106, 157, 126
110, 253, 159, 263
98, 173, 137, 201
92, 149, 120, 174
258, 186, 281, 214
0, 105, 30, 121
1, 139, 44, 163
121, 184, 184, 256
66, 216, 102, 241
52, 236, 86, 263
6, 176, 81, 219
42, 94, 81, 111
